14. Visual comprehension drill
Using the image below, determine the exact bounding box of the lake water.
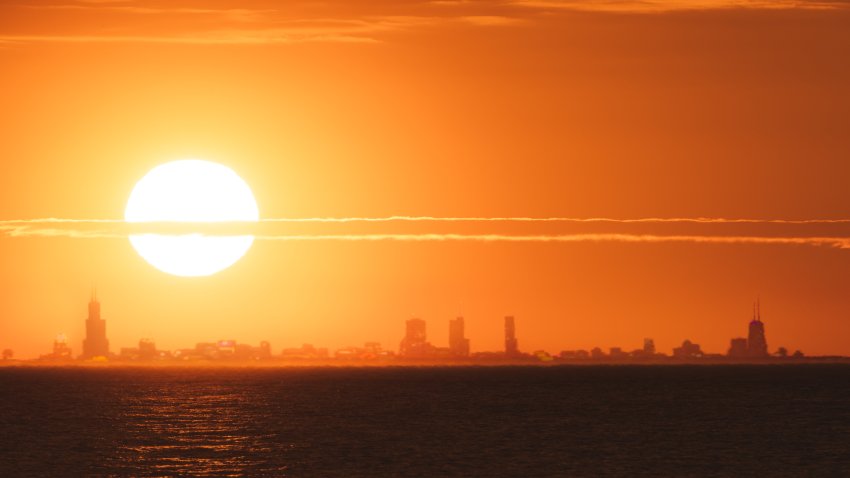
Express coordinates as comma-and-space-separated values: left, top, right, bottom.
1, 365, 848, 476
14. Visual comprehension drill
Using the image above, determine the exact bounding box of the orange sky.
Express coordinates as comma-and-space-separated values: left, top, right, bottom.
1, 0, 849, 358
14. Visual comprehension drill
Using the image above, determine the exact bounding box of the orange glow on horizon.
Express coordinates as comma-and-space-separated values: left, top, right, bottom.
1, 0, 849, 359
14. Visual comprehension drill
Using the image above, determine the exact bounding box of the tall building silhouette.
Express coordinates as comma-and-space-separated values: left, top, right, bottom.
82, 289, 109, 359
400, 318, 431, 357
747, 299, 768, 357
449, 317, 470, 357
505, 316, 519, 356
643, 338, 656, 355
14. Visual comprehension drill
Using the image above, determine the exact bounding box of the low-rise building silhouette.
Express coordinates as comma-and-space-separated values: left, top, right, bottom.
41, 333, 73, 360
673, 340, 703, 358
728, 338, 748, 358
139, 339, 157, 360
559, 349, 590, 360
281, 344, 329, 360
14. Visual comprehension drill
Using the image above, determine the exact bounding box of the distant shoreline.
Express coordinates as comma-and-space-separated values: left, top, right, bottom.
3, 357, 850, 368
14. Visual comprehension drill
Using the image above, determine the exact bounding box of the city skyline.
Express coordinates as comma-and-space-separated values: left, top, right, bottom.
1, 1, 848, 476
4, 292, 826, 363
1, 0, 850, 361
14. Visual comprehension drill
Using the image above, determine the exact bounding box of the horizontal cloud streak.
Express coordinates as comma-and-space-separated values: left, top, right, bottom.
258, 216, 850, 224
3, 217, 850, 225
1, 217, 850, 250
5, 0, 843, 48
0, 3, 521, 46
256, 234, 850, 249
0, 225, 123, 239
24, 5, 275, 17
2, 225, 849, 249
0, 32, 380, 45
510, 0, 848, 12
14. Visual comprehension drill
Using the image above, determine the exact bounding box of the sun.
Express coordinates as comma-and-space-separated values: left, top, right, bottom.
124, 159, 259, 277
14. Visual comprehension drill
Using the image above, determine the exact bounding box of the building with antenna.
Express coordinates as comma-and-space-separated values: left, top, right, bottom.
82, 289, 110, 359
747, 299, 768, 357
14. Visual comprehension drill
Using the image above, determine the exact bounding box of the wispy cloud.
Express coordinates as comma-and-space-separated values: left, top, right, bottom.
0, 1, 524, 46
76, 0, 136, 4
0, 224, 123, 239
0, 32, 380, 45
3, 0, 845, 47
4, 216, 850, 224
2, 217, 849, 250
255, 233, 850, 249
256, 216, 850, 224
458, 15, 525, 26
509, 0, 849, 13
24, 4, 275, 18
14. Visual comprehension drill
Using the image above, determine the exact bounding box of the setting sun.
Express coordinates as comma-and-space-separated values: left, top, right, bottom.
1, 0, 850, 475
124, 159, 259, 277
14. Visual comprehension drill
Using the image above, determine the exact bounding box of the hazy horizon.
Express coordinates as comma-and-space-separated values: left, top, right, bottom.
2, 0, 849, 358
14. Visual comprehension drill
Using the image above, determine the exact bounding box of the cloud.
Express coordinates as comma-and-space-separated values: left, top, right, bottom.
2, 217, 849, 250
508, 0, 849, 13
0, 225, 123, 239
0, 32, 380, 45
459, 15, 525, 26
24, 4, 275, 18
3, 0, 845, 47
255, 233, 850, 249
4, 216, 850, 225
0, 2, 523, 46
256, 216, 850, 224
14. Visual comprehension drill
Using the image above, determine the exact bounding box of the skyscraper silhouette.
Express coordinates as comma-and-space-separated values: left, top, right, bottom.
505, 316, 519, 356
643, 338, 656, 355
82, 289, 109, 359
747, 299, 768, 357
449, 317, 470, 357
399, 318, 430, 357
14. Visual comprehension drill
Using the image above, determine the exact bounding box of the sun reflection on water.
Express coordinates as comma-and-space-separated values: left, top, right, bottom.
112, 382, 294, 476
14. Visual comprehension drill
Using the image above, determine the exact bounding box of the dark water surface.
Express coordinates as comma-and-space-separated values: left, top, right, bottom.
1, 365, 848, 477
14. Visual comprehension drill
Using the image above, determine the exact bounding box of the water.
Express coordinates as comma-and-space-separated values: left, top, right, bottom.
1, 365, 848, 477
